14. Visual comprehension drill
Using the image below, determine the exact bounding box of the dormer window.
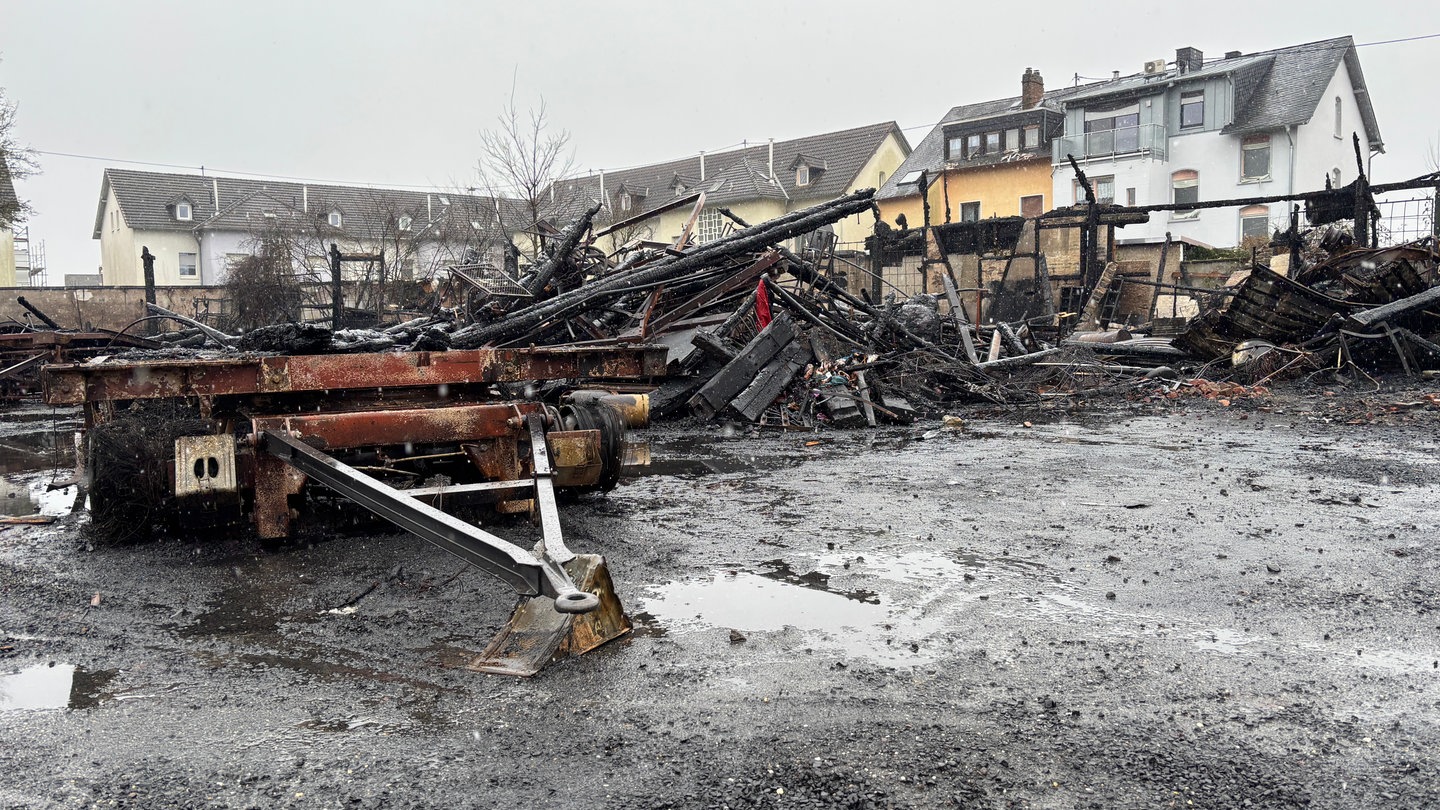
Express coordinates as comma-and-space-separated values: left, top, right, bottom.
619, 191, 632, 212
789, 155, 826, 186
398, 215, 412, 231
327, 210, 343, 228
175, 200, 193, 221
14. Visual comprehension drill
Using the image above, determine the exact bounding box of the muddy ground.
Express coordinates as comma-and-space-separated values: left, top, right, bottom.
2, 383, 1439, 809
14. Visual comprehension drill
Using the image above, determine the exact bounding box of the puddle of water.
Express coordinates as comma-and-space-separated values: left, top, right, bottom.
0, 663, 117, 710
295, 717, 383, 732
623, 454, 806, 479
643, 571, 884, 634
640, 553, 1017, 666
0, 475, 79, 518
1193, 628, 1258, 654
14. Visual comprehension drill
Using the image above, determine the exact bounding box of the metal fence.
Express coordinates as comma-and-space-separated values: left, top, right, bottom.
1374, 193, 1437, 247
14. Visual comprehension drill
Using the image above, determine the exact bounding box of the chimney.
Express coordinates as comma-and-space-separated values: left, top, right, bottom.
1176, 46, 1203, 74
212, 178, 219, 209
699, 151, 706, 181
1224, 50, 1242, 59
1021, 68, 1044, 109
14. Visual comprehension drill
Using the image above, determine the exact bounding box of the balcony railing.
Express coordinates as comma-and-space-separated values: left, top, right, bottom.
1052, 123, 1168, 163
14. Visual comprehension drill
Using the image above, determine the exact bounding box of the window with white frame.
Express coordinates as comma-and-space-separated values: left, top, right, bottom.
1331, 167, 1342, 188
1334, 96, 1342, 138
1240, 204, 1270, 243
1241, 135, 1271, 181
947, 135, 965, 159
959, 201, 981, 222
796, 165, 810, 186
1075, 175, 1115, 205
1005, 129, 1019, 151
1019, 195, 1044, 218
328, 210, 343, 227
175, 200, 193, 221
696, 208, 725, 244
619, 191, 632, 212
966, 133, 981, 158
179, 252, 198, 277
985, 131, 1001, 153
1023, 125, 1040, 149
398, 215, 412, 231
1171, 170, 1199, 219
1180, 90, 1205, 129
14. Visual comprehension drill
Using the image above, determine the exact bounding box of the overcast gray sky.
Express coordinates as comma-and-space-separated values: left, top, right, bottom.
4, 0, 1438, 277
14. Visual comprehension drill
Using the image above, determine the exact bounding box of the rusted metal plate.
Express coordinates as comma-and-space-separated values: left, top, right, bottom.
249, 403, 537, 450
42, 345, 669, 406
546, 430, 602, 488
468, 554, 630, 677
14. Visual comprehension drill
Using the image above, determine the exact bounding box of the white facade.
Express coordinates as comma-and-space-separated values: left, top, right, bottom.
1053, 53, 1376, 249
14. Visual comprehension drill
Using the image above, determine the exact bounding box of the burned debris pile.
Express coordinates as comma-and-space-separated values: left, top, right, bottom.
1, 296, 160, 397
82, 179, 1440, 430
1175, 242, 1440, 379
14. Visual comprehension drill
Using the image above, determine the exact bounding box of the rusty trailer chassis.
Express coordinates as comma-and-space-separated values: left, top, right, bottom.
43, 344, 664, 675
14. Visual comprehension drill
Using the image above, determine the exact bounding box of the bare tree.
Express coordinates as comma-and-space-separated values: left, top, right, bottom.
0, 66, 40, 228
225, 229, 305, 331
476, 88, 577, 261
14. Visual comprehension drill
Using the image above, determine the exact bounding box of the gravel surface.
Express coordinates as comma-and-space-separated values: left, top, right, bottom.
2, 383, 1439, 808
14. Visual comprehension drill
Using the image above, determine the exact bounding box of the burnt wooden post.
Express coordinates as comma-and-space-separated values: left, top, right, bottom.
140, 246, 157, 335
1289, 205, 1302, 272
1147, 231, 1172, 321
1351, 133, 1371, 248
328, 242, 343, 328
918, 170, 932, 295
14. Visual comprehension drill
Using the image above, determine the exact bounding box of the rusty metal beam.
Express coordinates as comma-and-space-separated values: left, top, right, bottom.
43, 345, 667, 406
248, 403, 537, 451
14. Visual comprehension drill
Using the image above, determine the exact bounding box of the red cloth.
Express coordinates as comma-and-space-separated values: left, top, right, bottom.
755, 278, 773, 329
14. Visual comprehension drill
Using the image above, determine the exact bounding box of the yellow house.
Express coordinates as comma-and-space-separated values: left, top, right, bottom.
555, 122, 910, 251
876, 70, 1077, 230
0, 160, 17, 287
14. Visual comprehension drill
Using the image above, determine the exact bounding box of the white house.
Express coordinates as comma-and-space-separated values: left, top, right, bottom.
93, 169, 524, 287
1051, 37, 1383, 248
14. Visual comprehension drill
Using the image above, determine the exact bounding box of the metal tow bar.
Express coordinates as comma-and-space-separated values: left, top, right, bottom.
258, 428, 600, 614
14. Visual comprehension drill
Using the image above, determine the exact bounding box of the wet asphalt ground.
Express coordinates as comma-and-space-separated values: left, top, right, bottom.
2, 387, 1439, 808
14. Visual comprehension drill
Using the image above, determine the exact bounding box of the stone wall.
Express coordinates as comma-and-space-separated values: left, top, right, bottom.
0, 285, 229, 332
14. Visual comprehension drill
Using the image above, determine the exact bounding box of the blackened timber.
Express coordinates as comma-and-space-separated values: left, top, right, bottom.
451, 191, 876, 348
593, 192, 702, 240
645, 251, 781, 335
730, 338, 812, 422
1346, 284, 1440, 329
974, 347, 1063, 371
526, 203, 603, 296
687, 312, 797, 420
15, 297, 60, 330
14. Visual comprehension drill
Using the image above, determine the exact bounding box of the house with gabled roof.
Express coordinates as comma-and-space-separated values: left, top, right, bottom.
0, 158, 17, 287
876, 69, 1081, 231
93, 168, 523, 286
1051, 36, 1383, 248
551, 121, 910, 250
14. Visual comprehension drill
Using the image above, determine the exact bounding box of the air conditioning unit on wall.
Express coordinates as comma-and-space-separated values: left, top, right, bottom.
1144, 59, 1167, 75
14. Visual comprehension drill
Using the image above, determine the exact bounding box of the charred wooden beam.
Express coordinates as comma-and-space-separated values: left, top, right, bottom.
526, 203, 603, 297
1346, 284, 1440, 329
451, 190, 876, 349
